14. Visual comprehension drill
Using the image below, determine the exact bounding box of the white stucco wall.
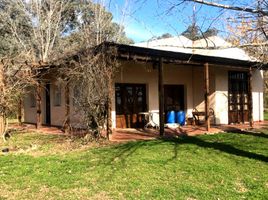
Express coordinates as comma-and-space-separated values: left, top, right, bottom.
23, 90, 38, 124
252, 69, 264, 121
112, 61, 158, 128
49, 83, 66, 126
214, 67, 229, 124
69, 84, 86, 128
23, 83, 67, 127
50, 82, 85, 127
163, 63, 194, 116
24, 87, 46, 124
112, 60, 213, 128
111, 62, 264, 128
192, 67, 216, 111
23, 62, 264, 128
213, 67, 264, 124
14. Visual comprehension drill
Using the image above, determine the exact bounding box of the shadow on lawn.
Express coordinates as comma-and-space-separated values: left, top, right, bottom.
166, 136, 268, 163
104, 131, 268, 168
226, 129, 268, 139
102, 140, 151, 167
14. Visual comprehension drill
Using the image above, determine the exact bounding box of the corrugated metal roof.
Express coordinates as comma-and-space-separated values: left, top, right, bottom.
133, 36, 254, 61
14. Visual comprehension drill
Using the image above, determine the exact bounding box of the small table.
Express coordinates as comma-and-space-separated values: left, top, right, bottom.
139, 112, 159, 129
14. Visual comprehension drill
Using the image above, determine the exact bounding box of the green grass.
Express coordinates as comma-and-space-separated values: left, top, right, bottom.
264, 111, 268, 121
0, 130, 268, 200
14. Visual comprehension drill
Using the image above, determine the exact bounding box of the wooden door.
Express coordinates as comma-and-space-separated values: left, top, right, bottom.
228, 71, 249, 124
115, 84, 147, 128
164, 85, 184, 112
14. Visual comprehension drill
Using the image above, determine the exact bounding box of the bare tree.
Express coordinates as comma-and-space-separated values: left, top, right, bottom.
57, 1, 128, 140
165, 0, 268, 108
0, 0, 79, 139
0, 0, 79, 61
172, 0, 268, 15
0, 0, 131, 140
166, 0, 268, 41
0, 60, 40, 140
59, 45, 118, 140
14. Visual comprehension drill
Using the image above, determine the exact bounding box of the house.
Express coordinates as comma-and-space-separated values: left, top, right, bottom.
23, 36, 267, 134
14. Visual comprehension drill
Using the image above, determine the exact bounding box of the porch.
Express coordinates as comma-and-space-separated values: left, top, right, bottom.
11, 121, 268, 142
22, 43, 265, 134
112, 56, 262, 133
110, 121, 268, 142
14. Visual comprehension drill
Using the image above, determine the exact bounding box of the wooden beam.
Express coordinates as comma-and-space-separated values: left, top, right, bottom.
18, 99, 22, 125
249, 67, 253, 127
36, 83, 42, 129
204, 63, 210, 131
64, 82, 70, 133
0, 62, 5, 135
106, 95, 112, 140
158, 57, 165, 136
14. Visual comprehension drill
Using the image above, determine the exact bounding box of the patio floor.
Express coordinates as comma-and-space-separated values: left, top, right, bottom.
9, 121, 268, 142
110, 122, 268, 142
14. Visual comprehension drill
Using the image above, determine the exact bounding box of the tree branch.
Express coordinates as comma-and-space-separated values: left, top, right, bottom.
184, 0, 268, 16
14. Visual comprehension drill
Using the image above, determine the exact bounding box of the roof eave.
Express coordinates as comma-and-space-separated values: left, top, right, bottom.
104, 42, 268, 69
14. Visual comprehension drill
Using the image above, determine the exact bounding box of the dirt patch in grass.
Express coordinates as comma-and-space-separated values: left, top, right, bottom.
0, 184, 113, 200
0, 129, 111, 157
235, 179, 248, 193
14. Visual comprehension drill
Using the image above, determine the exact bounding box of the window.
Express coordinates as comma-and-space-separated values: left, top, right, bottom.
73, 84, 82, 106
53, 84, 61, 106
29, 89, 36, 107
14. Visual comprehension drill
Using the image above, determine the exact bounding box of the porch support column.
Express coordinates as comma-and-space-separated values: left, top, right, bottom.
204, 62, 210, 132
158, 57, 165, 136
36, 82, 42, 129
18, 99, 22, 125
249, 67, 253, 127
0, 61, 5, 135
64, 82, 70, 133
106, 93, 112, 140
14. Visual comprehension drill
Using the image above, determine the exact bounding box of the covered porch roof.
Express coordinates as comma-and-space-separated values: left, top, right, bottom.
105, 42, 268, 69
104, 42, 266, 135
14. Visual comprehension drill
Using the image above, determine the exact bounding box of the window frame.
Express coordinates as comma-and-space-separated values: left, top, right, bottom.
53, 84, 62, 107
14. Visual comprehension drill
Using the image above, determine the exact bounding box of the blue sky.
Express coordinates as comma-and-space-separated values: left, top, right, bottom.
104, 0, 255, 42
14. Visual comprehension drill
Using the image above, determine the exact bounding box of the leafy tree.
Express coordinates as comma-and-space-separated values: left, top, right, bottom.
181, 24, 200, 40
158, 33, 173, 39
148, 33, 173, 41
182, 24, 218, 40
0, 0, 132, 61
203, 28, 219, 38
0, 0, 132, 139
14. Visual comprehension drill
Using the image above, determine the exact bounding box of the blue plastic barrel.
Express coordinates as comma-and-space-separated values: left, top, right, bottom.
167, 111, 176, 123
176, 111, 186, 126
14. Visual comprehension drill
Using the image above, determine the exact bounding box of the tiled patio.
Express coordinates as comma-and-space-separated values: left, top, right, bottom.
110, 121, 268, 142
10, 121, 268, 142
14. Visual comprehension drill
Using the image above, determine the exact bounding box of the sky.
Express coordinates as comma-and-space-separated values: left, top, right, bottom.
102, 0, 256, 43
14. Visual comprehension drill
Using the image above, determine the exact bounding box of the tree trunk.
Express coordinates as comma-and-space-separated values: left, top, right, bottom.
36, 83, 42, 129
18, 99, 22, 125
0, 115, 5, 137
64, 82, 70, 133
106, 96, 112, 140
0, 62, 6, 137
204, 62, 210, 131
249, 67, 253, 127
158, 57, 165, 136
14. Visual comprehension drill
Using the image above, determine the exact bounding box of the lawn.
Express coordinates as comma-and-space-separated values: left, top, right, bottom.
0, 129, 267, 200
264, 111, 268, 121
